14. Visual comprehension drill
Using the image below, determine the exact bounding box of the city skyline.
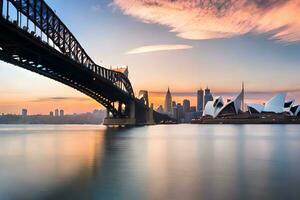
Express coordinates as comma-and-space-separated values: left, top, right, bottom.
1, 0, 300, 114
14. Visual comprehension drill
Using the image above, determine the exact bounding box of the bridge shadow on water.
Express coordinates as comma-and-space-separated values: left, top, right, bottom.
38, 126, 144, 200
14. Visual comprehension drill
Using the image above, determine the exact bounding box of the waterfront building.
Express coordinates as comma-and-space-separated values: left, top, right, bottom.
203, 84, 245, 118
247, 104, 264, 114
291, 105, 300, 117
217, 91, 243, 117
55, 109, 59, 117
203, 96, 224, 118
263, 93, 286, 113
164, 87, 172, 114
60, 110, 64, 117
285, 99, 295, 113
172, 101, 176, 108
204, 87, 213, 107
49, 111, 54, 117
247, 92, 300, 116
197, 88, 204, 112
183, 99, 190, 113
190, 106, 196, 112
176, 103, 184, 122
172, 106, 178, 120
21, 109, 28, 117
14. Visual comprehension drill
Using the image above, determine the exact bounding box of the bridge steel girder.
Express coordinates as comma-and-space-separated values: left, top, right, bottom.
0, 18, 132, 117
0, 0, 174, 124
0, 0, 2, 16
5, 0, 134, 97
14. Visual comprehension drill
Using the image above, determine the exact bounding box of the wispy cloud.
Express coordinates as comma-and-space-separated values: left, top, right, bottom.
30, 97, 90, 102
127, 44, 192, 54
113, 0, 300, 42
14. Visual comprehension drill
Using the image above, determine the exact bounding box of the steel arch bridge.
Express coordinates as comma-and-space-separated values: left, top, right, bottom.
0, 0, 173, 125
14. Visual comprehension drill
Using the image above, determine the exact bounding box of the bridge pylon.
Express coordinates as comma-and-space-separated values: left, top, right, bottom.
103, 100, 137, 126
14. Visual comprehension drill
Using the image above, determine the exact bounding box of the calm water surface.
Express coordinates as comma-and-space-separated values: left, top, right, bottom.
0, 124, 300, 200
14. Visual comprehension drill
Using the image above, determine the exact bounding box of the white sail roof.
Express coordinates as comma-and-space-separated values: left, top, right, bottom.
263, 93, 287, 113
247, 104, 264, 113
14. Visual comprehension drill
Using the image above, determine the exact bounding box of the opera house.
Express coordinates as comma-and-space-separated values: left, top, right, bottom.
202, 85, 245, 118
197, 87, 300, 124
247, 93, 300, 117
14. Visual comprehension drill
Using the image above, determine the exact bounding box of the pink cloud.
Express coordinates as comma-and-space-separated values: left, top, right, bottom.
126, 44, 192, 54
113, 0, 300, 42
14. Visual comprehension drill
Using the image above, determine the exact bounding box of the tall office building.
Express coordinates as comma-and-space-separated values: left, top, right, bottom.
60, 109, 64, 117
21, 109, 28, 117
172, 101, 177, 108
183, 99, 190, 113
176, 103, 184, 122
55, 109, 59, 117
204, 87, 213, 107
164, 87, 172, 113
197, 88, 204, 112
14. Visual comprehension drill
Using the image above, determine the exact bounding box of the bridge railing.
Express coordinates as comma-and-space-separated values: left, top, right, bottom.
0, 0, 134, 97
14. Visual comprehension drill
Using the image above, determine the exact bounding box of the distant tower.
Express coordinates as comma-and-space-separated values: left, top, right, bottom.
204, 86, 213, 107
197, 88, 204, 112
183, 99, 191, 113
60, 109, 64, 117
164, 87, 172, 114
21, 109, 28, 117
55, 109, 59, 117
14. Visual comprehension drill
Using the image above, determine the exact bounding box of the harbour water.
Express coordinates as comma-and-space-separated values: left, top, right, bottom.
0, 124, 300, 200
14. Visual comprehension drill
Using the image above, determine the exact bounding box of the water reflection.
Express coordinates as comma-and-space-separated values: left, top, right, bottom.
1, 125, 300, 200
0, 125, 106, 200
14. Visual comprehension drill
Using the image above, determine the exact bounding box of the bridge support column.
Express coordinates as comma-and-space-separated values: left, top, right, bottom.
103, 101, 136, 126
144, 104, 155, 125
129, 100, 135, 120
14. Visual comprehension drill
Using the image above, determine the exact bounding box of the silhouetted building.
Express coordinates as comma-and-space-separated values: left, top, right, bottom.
173, 103, 184, 122
164, 87, 172, 114
138, 90, 149, 108
183, 99, 190, 113
156, 105, 164, 113
60, 109, 64, 117
197, 88, 204, 112
49, 111, 54, 117
190, 106, 197, 112
204, 87, 213, 107
55, 109, 59, 117
21, 109, 28, 117
172, 101, 176, 108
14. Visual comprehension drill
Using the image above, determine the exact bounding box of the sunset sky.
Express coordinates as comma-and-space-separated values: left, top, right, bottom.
1, 0, 300, 114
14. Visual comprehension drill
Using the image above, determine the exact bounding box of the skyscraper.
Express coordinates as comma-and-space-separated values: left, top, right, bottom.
55, 109, 59, 117
164, 87, 172, 113
183, 99, 190, 113
197, 88, 204, 112
21, 109, 28, 117
204, 87, 213, 107
60, 109, 64, 117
